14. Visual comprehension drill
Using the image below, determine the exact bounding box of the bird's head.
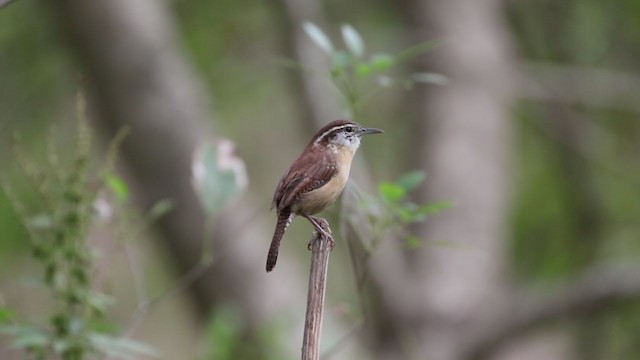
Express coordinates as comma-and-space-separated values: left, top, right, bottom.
311, 120, 383, 151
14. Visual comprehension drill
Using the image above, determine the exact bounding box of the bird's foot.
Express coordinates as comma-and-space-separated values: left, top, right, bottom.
306, 215, 334, 250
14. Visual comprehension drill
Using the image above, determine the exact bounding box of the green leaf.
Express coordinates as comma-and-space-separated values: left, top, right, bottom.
68, 316, 84, 336
87, 292, 115, 315
303, 22, 334, 54
90, 334, 159, 360
377, 75, 394, 88
89, 320, 119, 335
410, 72, 449, 86
416, 200, 454, 216
204, 305, 243, 359
341, 24, 365, 57
396, 171, 426, 192
0, 307, 13, 324
52, 338, 71, 354
394, 200, 453, 223
147, 199, 173, 220
105, 175, 129, 202
192, 139, 248, 216
26, 214, 54, 230
1, 325, 50, 349
369, 54, 394, 71
398, 206, 418, 223
331, 50, 352, 71
405, 235, 423, 249
378, 183, 406, 202
355, 63, 372, 77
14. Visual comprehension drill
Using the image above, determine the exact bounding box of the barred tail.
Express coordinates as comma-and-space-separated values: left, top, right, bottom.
266, 210, 292, 272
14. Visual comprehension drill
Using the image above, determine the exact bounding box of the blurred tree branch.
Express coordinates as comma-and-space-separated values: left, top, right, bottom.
519, 62, 640, 113
463, 264, 640, 360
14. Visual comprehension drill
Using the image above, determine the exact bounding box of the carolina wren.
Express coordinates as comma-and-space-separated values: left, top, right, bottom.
266, 120, 383, 272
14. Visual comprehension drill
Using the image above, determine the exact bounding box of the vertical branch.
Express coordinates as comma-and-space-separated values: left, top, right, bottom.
302, 228, 333, 360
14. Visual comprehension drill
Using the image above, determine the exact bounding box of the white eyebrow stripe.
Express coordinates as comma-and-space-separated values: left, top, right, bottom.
313, 124, 354, 145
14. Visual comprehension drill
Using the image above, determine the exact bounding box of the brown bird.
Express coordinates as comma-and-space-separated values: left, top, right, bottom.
266, 120, 383, 272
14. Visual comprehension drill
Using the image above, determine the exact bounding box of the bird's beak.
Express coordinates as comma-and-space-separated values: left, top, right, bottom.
360, 127, 384, 136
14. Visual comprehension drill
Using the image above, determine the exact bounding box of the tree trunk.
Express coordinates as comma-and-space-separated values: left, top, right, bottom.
380, 0, 516, 358
46, 0, 304, 356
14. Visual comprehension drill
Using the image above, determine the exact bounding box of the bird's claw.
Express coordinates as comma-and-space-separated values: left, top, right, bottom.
306, 216, 334, 251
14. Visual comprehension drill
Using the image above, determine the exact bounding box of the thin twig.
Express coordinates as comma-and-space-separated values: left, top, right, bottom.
302, 222, 334, 360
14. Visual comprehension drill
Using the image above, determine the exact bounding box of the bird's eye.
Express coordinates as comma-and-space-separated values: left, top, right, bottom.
345, 126, 354, 133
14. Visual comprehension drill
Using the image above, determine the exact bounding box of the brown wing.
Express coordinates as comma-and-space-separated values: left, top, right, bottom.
271, 149, 337, 212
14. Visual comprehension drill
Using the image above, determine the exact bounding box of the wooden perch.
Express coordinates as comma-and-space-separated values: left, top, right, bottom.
302, 220, 334, 360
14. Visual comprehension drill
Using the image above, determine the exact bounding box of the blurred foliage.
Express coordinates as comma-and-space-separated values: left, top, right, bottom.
302, 21, 442, 118
0, 94, 156, 359
507, 0, 640, 357
191, 138, 248, 263
0, 0, 76, 263
376, 171, 452, 249
201, 304, 287, 360
203, 305, 243, 360
508, 0, 640, 279
192, 139, 248, 218
0, 0, 75, 141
